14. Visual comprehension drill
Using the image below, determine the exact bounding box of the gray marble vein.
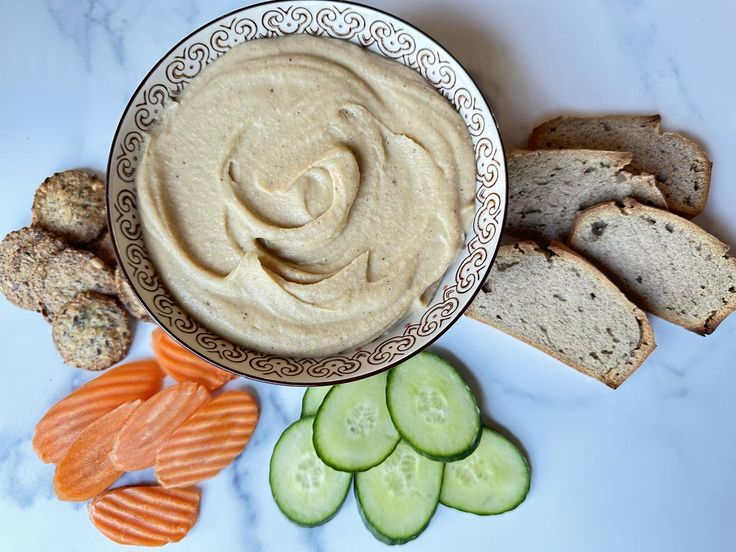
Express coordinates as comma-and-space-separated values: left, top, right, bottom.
47, 0, 127, 67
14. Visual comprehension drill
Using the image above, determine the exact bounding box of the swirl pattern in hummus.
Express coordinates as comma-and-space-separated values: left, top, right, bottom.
138, 35, 475, 356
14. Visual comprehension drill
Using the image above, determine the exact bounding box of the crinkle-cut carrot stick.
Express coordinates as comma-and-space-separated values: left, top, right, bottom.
53, 400, 141, 501
151, 328, 234, 391
88, 485, 201, 546
33, 360, 163, 463
155, 390, 259, 488
110, 381, 210, 471
154, 347, 231, 390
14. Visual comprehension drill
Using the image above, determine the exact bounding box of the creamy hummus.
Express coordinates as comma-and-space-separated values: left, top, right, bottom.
138, 34, 475, 356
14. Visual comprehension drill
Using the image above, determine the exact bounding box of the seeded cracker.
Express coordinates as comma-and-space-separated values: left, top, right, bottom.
34, 248, 116, 318
51, 292, 131, 370
0, 226, 66, 310
114, 266, 152, 322
86, 229, 117, 268
32, 170, 106, 244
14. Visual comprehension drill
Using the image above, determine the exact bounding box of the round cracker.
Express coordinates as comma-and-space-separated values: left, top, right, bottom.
114, 266, 152, 322
52, 292, 131, 371
34, 248, 116, 318
0, 226, 66, 310
32, 170, 106, 244
85, 229, 117, 268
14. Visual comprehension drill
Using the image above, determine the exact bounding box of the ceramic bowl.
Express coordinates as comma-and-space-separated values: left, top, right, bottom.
107, 0, 507, 385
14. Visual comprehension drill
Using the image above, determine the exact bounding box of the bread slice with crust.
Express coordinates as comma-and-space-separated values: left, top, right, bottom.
466, 240, 655, 388
506, 149, 666, 242
528, 115, 711, 217
568, 198, 736, 334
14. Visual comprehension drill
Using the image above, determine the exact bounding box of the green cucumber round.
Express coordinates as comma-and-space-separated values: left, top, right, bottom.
355, 440, 444, 545
269, 417, 352, 527
387, 352, 481, 461
441, 427, 530, 515
313, 373, 400, 472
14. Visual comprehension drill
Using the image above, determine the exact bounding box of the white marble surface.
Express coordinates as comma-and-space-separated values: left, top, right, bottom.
1, 0, 735, 550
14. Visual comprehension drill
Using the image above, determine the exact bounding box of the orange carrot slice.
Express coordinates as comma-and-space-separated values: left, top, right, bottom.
155, 390, 259, 488
151, 328, 234, 391
53, 400, 140, 501
111, 381, 210, 471
33, 360, 163, 463
89, 485, 201, 546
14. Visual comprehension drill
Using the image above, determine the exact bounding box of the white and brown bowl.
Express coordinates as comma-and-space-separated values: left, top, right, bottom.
107, 0, 507, 385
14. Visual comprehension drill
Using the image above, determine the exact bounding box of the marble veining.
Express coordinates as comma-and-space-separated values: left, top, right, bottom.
1, 0, 735, 551
47, 0, 127, 67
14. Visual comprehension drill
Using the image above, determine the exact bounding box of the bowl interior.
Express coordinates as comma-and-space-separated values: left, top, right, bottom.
107, 0, 506, 385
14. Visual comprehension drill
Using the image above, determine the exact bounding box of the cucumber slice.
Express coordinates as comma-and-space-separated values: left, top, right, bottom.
441, 427, 530, 515
355, 440, 444, 545
313, 373, 399, 472
301, 385, 332, 417
387, 352, 481, 461
269, 417, 352, 527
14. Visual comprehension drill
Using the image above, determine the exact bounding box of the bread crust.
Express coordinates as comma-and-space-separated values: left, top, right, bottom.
528, 115, 712, 217
568, 198, 736, 334
505, 148, 666, 242
466, 240, 655, 388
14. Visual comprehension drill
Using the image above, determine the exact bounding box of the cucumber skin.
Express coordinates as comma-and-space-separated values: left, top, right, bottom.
386, 354, 482, 462
440, 463, 530, 515
313, 420, 400, 472
312, 382, 400, 472
440, 458, 530, 516
314, 385, 335, 414
300, 390, 312, 418
354, 467, 444, 545
269, 417, 352, 528
440, 429, 531, 515
409, 423, 482, 463
300, 385, 332, 418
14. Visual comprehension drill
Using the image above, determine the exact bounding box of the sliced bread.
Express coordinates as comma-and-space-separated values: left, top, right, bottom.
528, 115, 712, 217
506, 149, 666, 242
466, 240, 655, 388
568, 198, 736, 334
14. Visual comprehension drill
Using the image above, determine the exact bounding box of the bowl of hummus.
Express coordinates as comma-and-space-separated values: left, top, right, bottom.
107, 0, 507, 385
